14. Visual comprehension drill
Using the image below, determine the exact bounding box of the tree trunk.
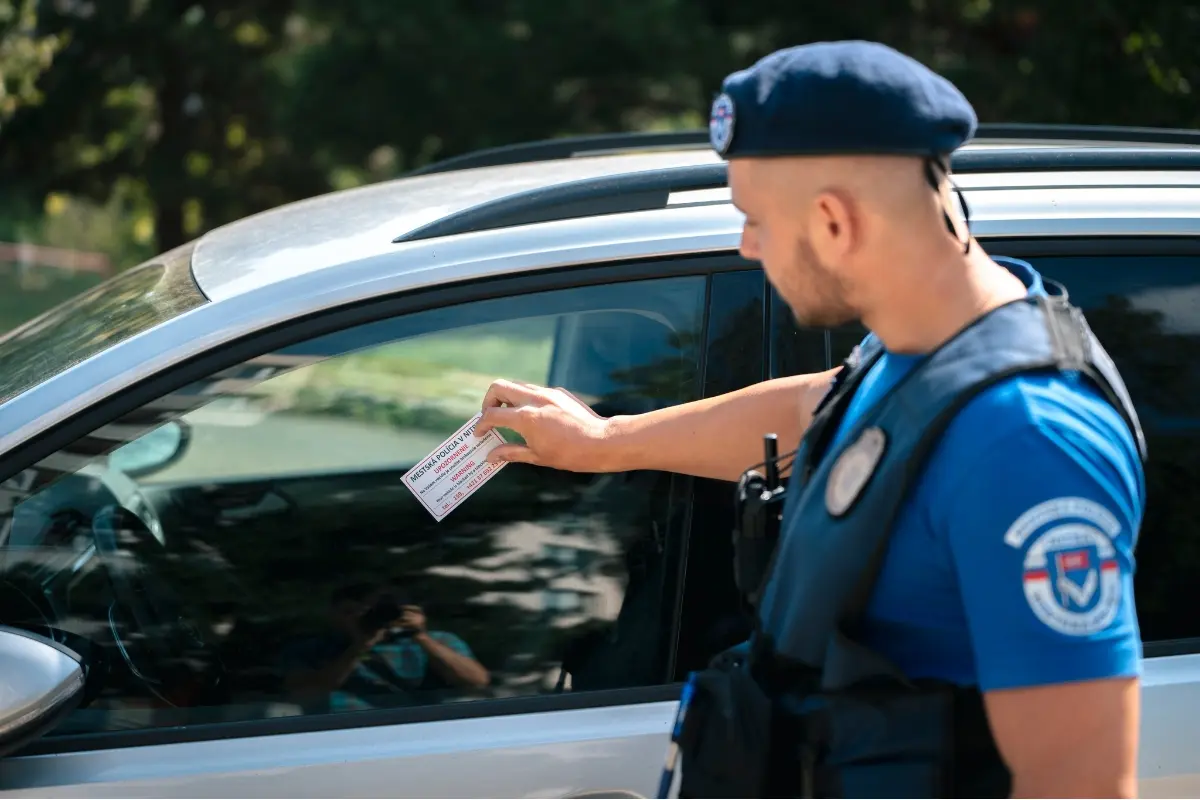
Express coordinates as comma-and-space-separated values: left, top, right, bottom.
154, 198, 186, 254
147, 41, 189, 254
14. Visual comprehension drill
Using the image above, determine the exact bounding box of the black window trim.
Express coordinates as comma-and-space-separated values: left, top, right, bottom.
669, 268, 768, 680
765, 234, 1200, 659
5, 250, 753, 757
658, 271, 717, 684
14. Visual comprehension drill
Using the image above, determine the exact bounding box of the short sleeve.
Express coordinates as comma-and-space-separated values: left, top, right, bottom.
430, 631, 476, 658
939, 416, 1144, 692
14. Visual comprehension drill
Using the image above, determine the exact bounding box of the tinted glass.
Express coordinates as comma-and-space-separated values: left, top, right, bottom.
0, 242, 205, 404
768, 287, 827, 378
1031, 255, 1200, 644
828, 322, 870, 367
0, 275, 706, 736
675, 270, 765, 676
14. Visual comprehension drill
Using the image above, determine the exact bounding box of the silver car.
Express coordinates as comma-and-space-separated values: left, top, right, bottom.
0, 126, 1198, 798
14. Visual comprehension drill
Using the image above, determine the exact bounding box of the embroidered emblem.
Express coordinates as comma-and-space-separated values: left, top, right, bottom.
1005, 497, 1124, 637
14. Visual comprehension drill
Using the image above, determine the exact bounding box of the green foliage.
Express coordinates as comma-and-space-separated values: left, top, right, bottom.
0, 1, 326, 259
0, 0, 61, 123
283, 0, 721, 176
0, 0, 1198, 334
289, 385, 466, 438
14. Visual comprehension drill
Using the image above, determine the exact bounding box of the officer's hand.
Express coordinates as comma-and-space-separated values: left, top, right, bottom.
476, 379, 611, 471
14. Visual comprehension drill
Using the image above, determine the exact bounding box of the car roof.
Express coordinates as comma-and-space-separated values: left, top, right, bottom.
190, 125, 1200, 302
191, 149, 722, 301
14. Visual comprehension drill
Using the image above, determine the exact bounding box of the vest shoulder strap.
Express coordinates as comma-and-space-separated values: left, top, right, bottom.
1038, 283, 1147, 461
797, 334, 886, 482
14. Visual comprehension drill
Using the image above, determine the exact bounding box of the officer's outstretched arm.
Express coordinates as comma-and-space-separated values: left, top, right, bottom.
476, 371, 840, 482
941, 421, 1144, 798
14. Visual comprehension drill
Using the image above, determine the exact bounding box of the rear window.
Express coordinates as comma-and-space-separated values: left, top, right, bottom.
0, 242, 206, 405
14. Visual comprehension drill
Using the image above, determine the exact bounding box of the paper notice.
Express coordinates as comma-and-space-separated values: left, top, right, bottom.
401, 413, 508, 522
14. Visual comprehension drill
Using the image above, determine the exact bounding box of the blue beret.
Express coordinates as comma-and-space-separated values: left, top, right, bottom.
709, 40, 977, 160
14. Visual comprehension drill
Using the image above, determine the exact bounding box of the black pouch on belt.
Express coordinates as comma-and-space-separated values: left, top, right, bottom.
675, 646, 772, 799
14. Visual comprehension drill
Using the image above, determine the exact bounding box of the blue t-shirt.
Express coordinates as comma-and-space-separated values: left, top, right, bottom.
280, 629, 478, 711
834, 257, 1145, 691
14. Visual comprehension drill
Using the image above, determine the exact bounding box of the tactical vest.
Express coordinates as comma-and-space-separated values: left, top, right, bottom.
673, 280, 1146, 799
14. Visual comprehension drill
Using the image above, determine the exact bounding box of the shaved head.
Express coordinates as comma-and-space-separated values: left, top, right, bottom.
746, 155, 933, 219
729, 154, 963, 328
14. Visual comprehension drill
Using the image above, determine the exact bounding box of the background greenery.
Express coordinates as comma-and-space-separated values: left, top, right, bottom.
1, 0, 1198, 332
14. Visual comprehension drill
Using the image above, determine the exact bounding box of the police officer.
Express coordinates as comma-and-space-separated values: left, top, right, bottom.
477, 41, 1145, 798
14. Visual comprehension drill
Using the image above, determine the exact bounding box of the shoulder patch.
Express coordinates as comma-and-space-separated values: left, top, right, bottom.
826, 426, 887, 517
1005, 497, 1124, 637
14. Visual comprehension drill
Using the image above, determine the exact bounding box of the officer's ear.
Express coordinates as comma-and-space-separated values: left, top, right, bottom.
808, 187, 860, 267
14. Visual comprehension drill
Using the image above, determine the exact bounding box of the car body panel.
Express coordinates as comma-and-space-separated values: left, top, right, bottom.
0, 701, 678, 798
1141, 654, 1200, 796
0, 652, 1194, 797
189, 150, 723, 300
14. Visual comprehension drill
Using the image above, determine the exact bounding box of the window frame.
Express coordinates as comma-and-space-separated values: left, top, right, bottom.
670, 268, 767, 680
762, 234, 1200, 659
3, 251, 751, 757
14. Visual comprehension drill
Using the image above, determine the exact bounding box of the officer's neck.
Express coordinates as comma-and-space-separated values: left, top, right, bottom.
860, 242, 1028, 356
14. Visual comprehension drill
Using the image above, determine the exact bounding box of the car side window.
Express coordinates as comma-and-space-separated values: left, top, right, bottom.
1029, 254, 1200, 646
0, 275, 706, 738
768, 286, 866, 377
769, 288, 827, 377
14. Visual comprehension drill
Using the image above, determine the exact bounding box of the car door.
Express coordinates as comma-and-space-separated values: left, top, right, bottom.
757, 237, 1200, 797
0, 254, 751, 798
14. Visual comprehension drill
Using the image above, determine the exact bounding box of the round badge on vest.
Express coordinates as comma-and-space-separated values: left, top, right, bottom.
709, 93, 736, 155
825, 426, 888, 517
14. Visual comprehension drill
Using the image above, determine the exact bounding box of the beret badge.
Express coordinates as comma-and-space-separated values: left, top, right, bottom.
709, 93, 736, 155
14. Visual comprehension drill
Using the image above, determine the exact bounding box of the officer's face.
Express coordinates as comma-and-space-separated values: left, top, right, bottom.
730, 159, 858, 327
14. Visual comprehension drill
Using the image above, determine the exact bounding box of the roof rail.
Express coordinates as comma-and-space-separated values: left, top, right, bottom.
954, 146, 1200, 173
973, 123, 1200, 147
394, 146, 1200, 244
406, 131, 710, 177
405, 124, 1200, 177
394, 164, 726, 242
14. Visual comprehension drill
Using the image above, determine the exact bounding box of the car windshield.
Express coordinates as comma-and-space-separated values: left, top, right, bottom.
0, 242, 206, 405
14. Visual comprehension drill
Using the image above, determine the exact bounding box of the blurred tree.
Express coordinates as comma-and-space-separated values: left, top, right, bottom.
0, 0, 61, 124
692, 0, 1200, 129
0, 1, 325, 253
2, 0, 1199, 258
282, 0, 723, 183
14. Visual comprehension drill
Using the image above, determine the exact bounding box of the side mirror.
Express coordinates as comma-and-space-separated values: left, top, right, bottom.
0, 627, 84, 758
108, 420, 192, 477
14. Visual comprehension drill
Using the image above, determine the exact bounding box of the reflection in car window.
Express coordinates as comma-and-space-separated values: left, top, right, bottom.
0, 242, 206, 405
0, 275, 705, 737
